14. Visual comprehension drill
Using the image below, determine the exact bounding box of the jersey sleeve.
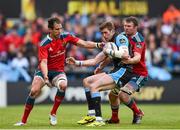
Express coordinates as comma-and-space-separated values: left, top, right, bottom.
115, 34, 129, 48
133, 42, 145, 54
63, 33, 79, 45
38, 45, 48, 61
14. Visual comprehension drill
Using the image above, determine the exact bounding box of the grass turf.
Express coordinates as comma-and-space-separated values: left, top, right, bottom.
0, 104, 180, 129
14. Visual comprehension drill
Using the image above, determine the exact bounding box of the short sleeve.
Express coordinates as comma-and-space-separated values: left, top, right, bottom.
38, 46, 48, 61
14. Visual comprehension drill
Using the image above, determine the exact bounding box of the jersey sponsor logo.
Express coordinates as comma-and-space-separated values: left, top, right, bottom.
136, 42, 142, 48
49, 50, 65, 58
120, 38, 126, 44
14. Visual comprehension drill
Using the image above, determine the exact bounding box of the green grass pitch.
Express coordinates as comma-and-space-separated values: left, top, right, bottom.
0, 104, 180, 129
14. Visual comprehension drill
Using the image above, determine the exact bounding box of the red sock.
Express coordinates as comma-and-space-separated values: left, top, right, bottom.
50, 96, 64, 115
21, 104, 33, 123
129, 100, 140, 114
111, 109, 119, 120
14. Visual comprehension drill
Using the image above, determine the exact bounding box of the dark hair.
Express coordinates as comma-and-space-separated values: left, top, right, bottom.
99, 21, 115, 31
125, 16, 139, 27
48, 17, 61, 29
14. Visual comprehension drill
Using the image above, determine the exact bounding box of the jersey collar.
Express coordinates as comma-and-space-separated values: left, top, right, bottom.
47, 34, 53, 41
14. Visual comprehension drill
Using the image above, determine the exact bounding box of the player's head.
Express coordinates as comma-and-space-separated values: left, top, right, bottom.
48, 17, 63, 39
99, 21, 115, 42
123, 16, 138, 36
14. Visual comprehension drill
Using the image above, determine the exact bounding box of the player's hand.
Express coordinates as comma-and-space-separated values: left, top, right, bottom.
66, 57, 76, 65
44, 76, 52, 87
94, 67, 103, 74
121, 57, 131, 64
97, 42, 105, 49
103, 47, 109, 55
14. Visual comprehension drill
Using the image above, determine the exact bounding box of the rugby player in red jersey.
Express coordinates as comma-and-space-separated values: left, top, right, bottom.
105, 16, 148, 124
14, 17, 103, 126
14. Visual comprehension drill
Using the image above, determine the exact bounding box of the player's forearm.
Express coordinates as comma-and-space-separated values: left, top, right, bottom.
127, 55, 141, 64
77, 39, 102, 49
105, 49, 129, 59
99, 58, 111, 69
40, 59, 48, 78
75, 59, 99, 67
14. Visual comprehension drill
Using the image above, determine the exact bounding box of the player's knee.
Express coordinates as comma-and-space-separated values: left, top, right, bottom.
119, 91, 129, 102
58, 81, 67, 91
90, 84, 98, 92
30, 88, 41, 98
83, 78, 91, 88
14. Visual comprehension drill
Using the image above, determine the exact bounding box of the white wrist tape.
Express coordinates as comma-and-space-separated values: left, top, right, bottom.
105, 46, 128, 58
96, 42, 100, 48
75, 60, 83, 66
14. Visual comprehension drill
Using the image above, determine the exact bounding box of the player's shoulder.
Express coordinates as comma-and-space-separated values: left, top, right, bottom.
60, 32, 74, 39
116, 33, 128, 45
132, 32, 144, 43
40, 35, 52, 47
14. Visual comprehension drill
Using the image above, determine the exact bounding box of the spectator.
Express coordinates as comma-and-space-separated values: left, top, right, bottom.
163, 4, 180, 24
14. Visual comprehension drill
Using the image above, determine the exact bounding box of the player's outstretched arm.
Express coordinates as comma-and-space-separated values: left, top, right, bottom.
66, 52, 107, 67
76, 39, 104, 49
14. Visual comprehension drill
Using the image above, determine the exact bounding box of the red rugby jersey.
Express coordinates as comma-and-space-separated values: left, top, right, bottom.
128, 32, 148, 76
38, 32, 79, 72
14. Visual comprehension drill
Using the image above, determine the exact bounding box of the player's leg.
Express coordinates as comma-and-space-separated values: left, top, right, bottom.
49, 73, 67, 125
119, 76, 148, 124
86, 73, 115, 126
14, 76, 44, 126
77, 73, 106, 125
105, 67, 133, 124
105, 88, 120, 124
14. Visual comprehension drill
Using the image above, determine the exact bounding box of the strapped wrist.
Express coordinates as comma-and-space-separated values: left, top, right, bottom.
75, 60, 83, 66
96, 42, 100, 48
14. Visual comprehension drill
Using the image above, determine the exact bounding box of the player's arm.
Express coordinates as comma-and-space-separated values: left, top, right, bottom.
76, 39, 104, 49
66, 52, 107, 67
40, 59, 48, 80
38, 45, 51, 86
122, 52, 141, 64
94, 57, 111, 74
122, 42, 144, 64
103, 35, 129, 59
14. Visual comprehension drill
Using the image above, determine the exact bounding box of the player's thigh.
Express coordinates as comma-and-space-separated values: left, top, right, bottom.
97, 83, 116, 91
52, 73, 67, 90
121, 76, 148, 95
31, 76, 44, 93
83, 72, 106, 86
91, 74, 115, 91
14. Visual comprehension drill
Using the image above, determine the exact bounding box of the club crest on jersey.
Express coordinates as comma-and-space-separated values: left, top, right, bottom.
120, 38, 126, 44
136, 43, 142, 48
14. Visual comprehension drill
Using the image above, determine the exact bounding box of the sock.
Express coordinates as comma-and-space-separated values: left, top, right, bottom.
88, 110, 95, 116
21, 96, 35, 123
84, 88, 94, 115
50, 89, 65, 115
91, 92, 102, 117
124, 98, 140, 114
111, 105, 119, 120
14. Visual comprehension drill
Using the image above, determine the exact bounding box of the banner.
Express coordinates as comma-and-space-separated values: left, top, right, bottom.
4, 79, 180, 105
0, 0, 180, 18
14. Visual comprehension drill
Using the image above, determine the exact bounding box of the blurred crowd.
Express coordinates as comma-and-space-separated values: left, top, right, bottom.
0, 5, 180, 82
